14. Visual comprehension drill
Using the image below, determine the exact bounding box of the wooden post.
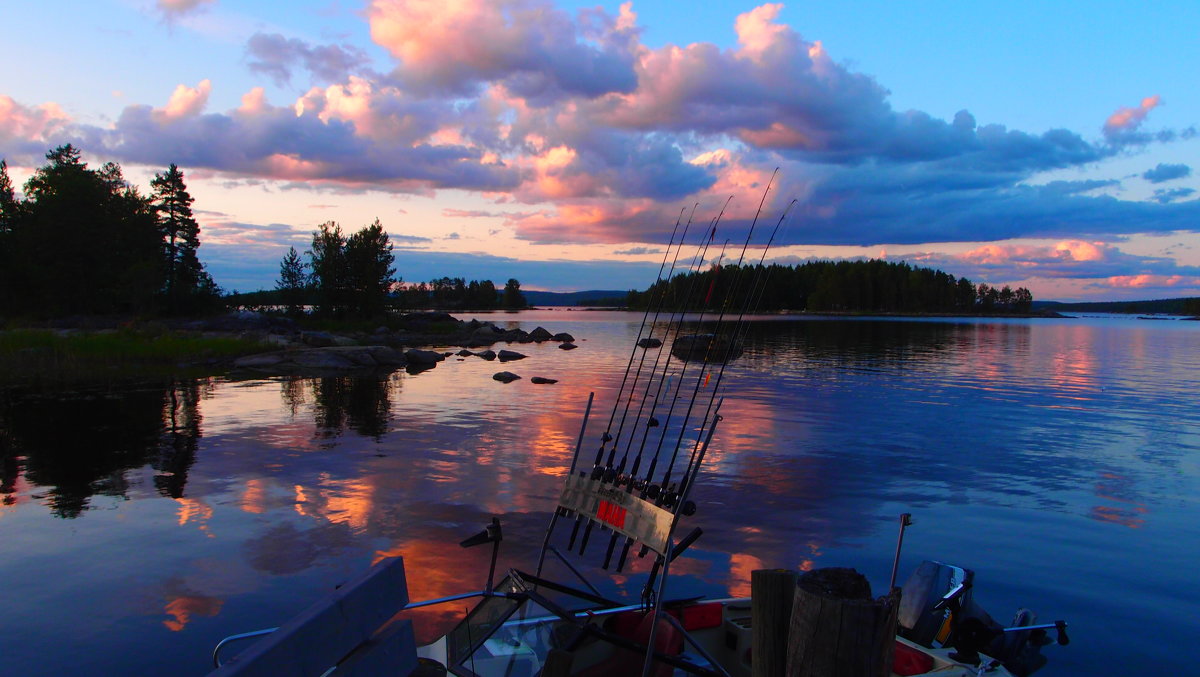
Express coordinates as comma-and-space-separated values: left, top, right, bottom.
784, 568, 900, 677
752, 568, 798, 677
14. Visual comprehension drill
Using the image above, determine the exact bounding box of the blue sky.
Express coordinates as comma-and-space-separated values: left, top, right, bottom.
1, 1, 1198, 300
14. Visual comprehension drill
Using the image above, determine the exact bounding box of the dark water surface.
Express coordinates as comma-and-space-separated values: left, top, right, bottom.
1, 311, 1197, 675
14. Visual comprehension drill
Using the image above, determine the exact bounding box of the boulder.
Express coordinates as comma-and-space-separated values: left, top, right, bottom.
498, 349, 527, 362
493, 371, 521, 383
367, 346, 407, 366
477, 350, 497, 361
531, 376, 558, 384
530, 326, 554, 341
637, 337, 662, 348
456, 349, 475, 357
405, 348, 445, 365
559, 342, 578, 350
552, 332, 575, 342
301, 331, 336, 347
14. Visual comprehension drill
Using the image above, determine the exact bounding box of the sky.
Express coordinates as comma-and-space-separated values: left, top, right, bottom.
1, 0, 1198, 301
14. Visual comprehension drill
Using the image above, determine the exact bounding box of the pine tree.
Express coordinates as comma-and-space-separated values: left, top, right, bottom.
344, 218, 396, 318
308, 221, 348, 316
276, 246, 308, 316
151, 164, 215, 313
0, 159, 16, 235
503, 278, 526, 309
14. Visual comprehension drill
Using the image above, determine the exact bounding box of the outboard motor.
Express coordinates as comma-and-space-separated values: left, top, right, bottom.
898, 560, 1055, 676
897, 560, 974, 647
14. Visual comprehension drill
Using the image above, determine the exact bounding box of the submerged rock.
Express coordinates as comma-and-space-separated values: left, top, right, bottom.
559, 342, 577, 350
637, 337, 662, 349
493, 371, 521, 383
552, 332, 575, 342
531, 376, 558, 384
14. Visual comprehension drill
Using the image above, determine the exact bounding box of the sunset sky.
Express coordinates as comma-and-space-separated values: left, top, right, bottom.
2, 0, 1198, 300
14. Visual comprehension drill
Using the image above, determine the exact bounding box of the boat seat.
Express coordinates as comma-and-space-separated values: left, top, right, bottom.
208, 556, 417, 677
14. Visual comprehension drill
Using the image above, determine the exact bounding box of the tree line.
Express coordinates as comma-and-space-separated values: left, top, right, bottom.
0, 146, 219, 317
625, 259, 1034, 314
273, 228, 526, 316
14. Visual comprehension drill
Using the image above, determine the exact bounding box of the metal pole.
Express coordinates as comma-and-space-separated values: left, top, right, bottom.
889, 513, 913, 590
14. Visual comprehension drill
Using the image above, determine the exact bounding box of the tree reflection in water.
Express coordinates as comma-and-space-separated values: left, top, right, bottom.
0, 379, 208, 517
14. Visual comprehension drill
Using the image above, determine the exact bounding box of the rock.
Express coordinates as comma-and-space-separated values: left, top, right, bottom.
498, 349, 527, 362
493, 371, 521, 383
405, 348, 445, 365
301, 331, 336, 347
530, 326, 553, 341
233, 353, 288, 369
637, 337, 662, 348
331, 334, 359, 347
367, 346, 406, 366
552, 332, 575, 342
456, 349, 475, 357
559, 342, 577, 350
531, 377, 558, 384
477, 350, 497, 361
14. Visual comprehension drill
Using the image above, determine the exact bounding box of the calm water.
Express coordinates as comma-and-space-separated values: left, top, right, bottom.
1, 311, 1198, 675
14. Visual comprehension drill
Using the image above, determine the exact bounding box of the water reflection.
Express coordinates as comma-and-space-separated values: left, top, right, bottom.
0, 379, 206, 517
1, 313, 1198, 677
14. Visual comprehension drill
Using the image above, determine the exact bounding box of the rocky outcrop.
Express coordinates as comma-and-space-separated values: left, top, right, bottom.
233, 346, 406, 373
529, 326, 554, 341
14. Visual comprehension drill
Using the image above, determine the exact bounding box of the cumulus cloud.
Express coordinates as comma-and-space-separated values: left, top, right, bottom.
0, 96, 71, 159
154, 80, 213, 121
368, 0, 637, 99
909, 240, 1200, 286
1142, 162, 1191, 183
156, 0, 215, 19
245, 34, 370, 86
3, 2, 1195, 259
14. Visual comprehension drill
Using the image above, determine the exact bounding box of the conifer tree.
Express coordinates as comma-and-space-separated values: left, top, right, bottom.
277, 246, 308, 316
308, 221, 348, 316
503, 278, 526, 309
151, 163, 215, 313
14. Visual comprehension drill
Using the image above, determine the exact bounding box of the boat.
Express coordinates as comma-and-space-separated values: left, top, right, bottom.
208, 206, 1068, 676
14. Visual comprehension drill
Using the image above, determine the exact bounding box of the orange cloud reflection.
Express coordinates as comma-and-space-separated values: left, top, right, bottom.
163, 594, 224, 632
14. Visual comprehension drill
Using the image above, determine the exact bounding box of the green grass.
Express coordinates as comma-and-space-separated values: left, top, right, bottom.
0, 328, 273, 383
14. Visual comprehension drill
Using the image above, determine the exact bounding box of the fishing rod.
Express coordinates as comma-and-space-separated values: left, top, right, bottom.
618, 172, 780, 567
657, 169, 778, 497
564, 209, 687, 550
676, 199, 796, 499
599, 233, 733, 569
575, 207, 722, 556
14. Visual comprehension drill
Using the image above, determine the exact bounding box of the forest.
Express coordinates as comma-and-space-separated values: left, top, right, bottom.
0, 146, 220, 317
623, 259, 1035, 314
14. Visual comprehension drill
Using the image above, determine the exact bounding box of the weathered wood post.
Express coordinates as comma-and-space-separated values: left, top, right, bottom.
784, 568, 900, 677
752, 568, 798, 677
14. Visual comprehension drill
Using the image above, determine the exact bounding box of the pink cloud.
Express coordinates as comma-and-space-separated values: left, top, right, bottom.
156, 0, 214, 18
1103, 95, 1161, 142
155, 80, 212, 121
0, 95, 70, 142
1105, 274, 1192, 289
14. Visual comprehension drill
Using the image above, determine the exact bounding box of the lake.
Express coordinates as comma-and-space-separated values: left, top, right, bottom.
1, 311, 1197, 675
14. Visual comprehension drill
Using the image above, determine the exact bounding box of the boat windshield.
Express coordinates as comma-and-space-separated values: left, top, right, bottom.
447, 579, 568, 677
